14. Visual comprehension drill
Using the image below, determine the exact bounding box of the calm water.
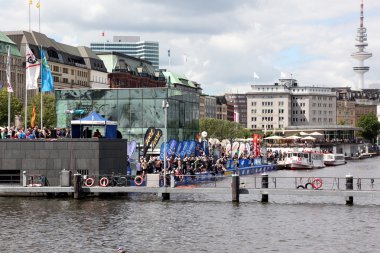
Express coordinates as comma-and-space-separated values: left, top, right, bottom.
1, 157, 380, 253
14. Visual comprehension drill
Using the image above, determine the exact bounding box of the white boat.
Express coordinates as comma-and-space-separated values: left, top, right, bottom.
323, 153, 346, 166
284, 151, 325, 170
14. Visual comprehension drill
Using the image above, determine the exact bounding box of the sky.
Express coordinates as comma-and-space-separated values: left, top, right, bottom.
1, 0, 380, 95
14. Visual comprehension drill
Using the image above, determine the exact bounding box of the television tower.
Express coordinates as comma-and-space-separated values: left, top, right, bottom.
351, 0, 372, 90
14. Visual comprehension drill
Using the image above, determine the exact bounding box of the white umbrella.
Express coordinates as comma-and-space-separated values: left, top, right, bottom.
301, 136, 316, 141
264, 135, 284, 140
299, 131, 309, 136
310, 131, 324, 136
285, 135, 301, 140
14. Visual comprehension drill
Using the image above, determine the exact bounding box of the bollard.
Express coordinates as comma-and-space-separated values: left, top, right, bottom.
170, 172, 175, 188
22, 171, 27, 187
162, 192, 170, 201
261, 173, 269, 203
345, 175, 353, 205
73, 174, 82, 199
231, 174, 240, 202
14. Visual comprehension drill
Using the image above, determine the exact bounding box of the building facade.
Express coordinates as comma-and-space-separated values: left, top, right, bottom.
5, 31, 108, 96
216, 96, 234, 122
199, 94, 217, 119
225, 93, 247, 127
55, 87, 200, 147
247, 79, 337, 132
90, 36, 159, 69
97, 51, 166, 88
0, 32, 25, 100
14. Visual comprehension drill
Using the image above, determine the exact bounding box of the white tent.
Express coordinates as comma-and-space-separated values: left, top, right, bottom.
299, 131, 309, 136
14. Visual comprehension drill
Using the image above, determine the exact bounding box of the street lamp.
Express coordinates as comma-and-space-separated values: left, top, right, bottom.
162, 99, 169, 187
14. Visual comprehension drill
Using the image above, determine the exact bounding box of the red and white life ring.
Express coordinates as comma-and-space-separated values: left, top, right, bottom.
99, 177, 109, 187
85, 177, 94, 187
298, 157, 302, 161
134, 176, 144, 186
312, 178, 323, 189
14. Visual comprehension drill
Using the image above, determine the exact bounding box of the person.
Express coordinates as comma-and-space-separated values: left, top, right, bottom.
83, 127, 90, 138
93, 129, 102, 138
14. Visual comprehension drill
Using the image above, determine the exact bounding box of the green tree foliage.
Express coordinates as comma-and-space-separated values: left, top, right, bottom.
199, 118, 251, 140
357, 112, 380, 143
0, 87, 22, 126
27, 93, 56, 129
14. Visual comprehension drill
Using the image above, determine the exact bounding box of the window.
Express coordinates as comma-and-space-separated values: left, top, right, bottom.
63, 68, 68, 74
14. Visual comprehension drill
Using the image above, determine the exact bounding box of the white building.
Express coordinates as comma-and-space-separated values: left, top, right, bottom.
246, 79, 337, 132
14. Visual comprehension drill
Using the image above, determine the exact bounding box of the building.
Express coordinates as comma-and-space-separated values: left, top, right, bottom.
90, 36, 159, 69
225, 93, 247, 127
0, 32, 25, 100
215, 96, 234, 121
56, 87, 200, 147
97, 51, 166, 88
199, 94, 217, 119
247, 79, 337, 132
4, 30, 108, 94
335, 87, 378, 127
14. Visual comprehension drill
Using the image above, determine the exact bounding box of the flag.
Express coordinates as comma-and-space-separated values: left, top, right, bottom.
101, 31, 105, 36
36, 1, 40, 8
41, 50, 54, 92
168, 49, 170, 57
234, 111, 239, 123
25, 44, 40, 90
31, 105, 36, 127
253, 72, 259, 79
6, 45, 13, 93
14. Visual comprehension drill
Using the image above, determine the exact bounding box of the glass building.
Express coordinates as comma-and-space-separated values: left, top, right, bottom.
55, 87, 199, 147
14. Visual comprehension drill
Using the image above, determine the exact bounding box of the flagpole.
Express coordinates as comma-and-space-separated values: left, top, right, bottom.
25, 76, 28, 130
6, 45, 11, 130
40, 45, 43, 129
38, 1, 40, 33
29, 1, 31, 32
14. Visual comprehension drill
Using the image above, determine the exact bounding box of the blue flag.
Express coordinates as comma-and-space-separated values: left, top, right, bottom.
41, 50, 54, 92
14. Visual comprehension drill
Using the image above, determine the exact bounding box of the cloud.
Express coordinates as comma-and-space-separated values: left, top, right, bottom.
1, 0, 380, 94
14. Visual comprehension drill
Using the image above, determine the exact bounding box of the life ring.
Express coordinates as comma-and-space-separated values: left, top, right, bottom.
312, 178, 323, 189
85, 177, 94, 187
99, 177, 109, 187
298, 157, 302, 161
304, 182, 313, 189
134, 176, 144, 186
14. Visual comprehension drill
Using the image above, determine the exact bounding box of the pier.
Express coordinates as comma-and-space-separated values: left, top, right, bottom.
0, 173, 379, 205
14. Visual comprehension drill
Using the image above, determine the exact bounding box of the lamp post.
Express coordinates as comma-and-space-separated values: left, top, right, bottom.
162, 99, 169, 187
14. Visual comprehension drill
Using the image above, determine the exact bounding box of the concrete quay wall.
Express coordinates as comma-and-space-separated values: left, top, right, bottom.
0, 139, 128, 186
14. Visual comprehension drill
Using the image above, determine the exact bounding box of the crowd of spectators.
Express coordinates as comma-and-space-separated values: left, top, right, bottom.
0, 125, 71, 139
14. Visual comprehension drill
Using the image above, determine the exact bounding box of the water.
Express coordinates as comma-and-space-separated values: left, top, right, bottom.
1, 157, 380, 253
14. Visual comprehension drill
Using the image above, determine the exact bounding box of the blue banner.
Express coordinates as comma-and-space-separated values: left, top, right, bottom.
175, 141, 183, 157
180, 141, 190, 159
167, 139, 177, 157
195, 142, 202, 156
202, 140, 209, 156
160, 142, 170, 160
186, 141, 196, 157
128, 140, 137, 157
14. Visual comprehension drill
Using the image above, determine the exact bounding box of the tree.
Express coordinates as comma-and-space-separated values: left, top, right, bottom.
27, 93, 56, 129
199, 118, 248, 141
0, 87, 22, 126
357, 112, 380, 143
